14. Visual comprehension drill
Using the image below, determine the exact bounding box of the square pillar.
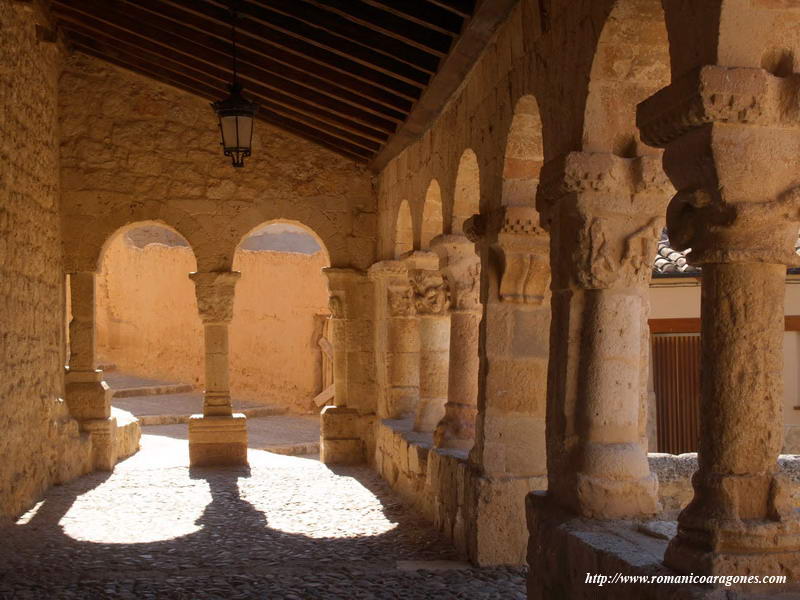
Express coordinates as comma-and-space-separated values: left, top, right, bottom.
320, 268, 377, 465
65, 271, 116, 471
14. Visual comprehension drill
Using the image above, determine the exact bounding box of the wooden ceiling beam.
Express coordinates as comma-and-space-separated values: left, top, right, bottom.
299, 0, 455, 53
53, 3, 400, 135
68, 33, 384, 152
359, 0, 465, 36
138, 0, 415, 111
424, 0, 475, 19
73, 45, 373, 162
236, 0, 443, 68
197, 0, 436, 82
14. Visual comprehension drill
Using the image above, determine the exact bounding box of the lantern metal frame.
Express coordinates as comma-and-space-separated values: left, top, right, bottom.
211, 1, 257, 168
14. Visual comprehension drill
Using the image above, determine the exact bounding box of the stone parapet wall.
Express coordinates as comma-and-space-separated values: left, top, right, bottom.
649, 453, 800, 518
374, 419, 545, 566
0, 2, 95, 518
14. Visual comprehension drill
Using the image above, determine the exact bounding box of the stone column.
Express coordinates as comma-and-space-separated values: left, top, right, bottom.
368, 261, 420, 420
320, 268, 377, 464
638, 66, 800, 578
430, 234, 481, 451
65, 270, 116, 470
407, 251, 450, 433
188, 271, 247, 467
538, 151, 669, 519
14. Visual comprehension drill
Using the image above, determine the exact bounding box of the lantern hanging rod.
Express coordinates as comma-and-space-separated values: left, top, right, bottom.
230, 0, 240, 88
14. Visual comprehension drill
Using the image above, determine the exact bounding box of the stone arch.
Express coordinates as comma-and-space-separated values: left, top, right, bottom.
231, 219, 332, 413
503, 95, 544, 207
420, 180, 444, 249
394, 200, 414, 258
451, 149, 480, 235
97, 220, 197, 272
234, 218, 331, 266
67, 204, 208, 274
93, 221, 202, 385
583, 0, 670, 156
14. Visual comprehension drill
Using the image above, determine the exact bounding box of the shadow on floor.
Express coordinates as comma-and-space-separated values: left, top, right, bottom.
0, 432, 526, 599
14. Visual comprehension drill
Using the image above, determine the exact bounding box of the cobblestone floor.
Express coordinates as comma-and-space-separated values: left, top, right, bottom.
0, 428, 526, 599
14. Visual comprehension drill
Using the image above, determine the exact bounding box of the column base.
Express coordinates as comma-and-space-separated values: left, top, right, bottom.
81, 417, 118, 471
320, 406, 363, 464
665, 519, 800, 583
65, 369, 112, 420
413, 396, 446, 433
188, 414, 248, 467
575, 472, 660, 519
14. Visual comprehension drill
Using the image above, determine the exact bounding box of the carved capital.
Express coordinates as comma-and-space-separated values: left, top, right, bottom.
638, 67, 800, 266
638, 66, 800, 148
323, 267, 368, 319
409, 269, 449, 315
538, 151, 673, 225
189, 271, 241, 324
430, 234, 481, 312
368, 260, 416, 318
492, 206, 550, 304
666, 188, 800, 266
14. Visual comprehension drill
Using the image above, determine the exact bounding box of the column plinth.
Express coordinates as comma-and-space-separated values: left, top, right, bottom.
188, 271, 247, 467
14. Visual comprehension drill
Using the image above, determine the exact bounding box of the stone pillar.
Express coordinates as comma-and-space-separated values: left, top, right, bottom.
638, 66, 800, 578
368, 260, 420, 420
407, 251, 451, 433
430, 234, 481, 451
458, 206, 552, 565
538, 151, 669, 519
188, 271, 247, 467
320, 268, 377, 465
65, 271, 116, 471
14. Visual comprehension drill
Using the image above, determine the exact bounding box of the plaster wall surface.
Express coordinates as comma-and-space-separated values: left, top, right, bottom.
0, 3, 92, 518
95, 234, 330, 413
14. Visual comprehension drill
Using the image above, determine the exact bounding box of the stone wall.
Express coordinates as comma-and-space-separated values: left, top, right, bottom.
58, 53, 377, 274
375, 419, 546, 566
95, 233, 330, 412
0, 2, 92, 519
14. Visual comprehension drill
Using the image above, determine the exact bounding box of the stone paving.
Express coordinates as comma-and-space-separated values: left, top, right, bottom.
0, 428, 526, 599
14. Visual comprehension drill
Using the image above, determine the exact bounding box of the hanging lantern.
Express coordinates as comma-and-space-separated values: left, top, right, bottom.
212, 2, 257, 168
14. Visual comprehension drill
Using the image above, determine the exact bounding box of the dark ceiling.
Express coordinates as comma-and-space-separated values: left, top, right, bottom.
51, 0, 504, 166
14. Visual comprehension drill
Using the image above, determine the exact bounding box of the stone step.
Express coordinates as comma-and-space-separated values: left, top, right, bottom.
138, 404, 286, 426
97, 363, 117, 372
103, 372, 196, 398
260, 441, 320, 456
112, 382, 195, 398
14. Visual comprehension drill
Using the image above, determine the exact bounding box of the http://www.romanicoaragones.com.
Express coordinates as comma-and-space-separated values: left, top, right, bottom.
585, 573, 787, 587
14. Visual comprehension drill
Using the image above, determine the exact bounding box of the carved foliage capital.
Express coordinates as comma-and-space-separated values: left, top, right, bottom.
190, 271, 241, 323
492, 206, 550, 304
